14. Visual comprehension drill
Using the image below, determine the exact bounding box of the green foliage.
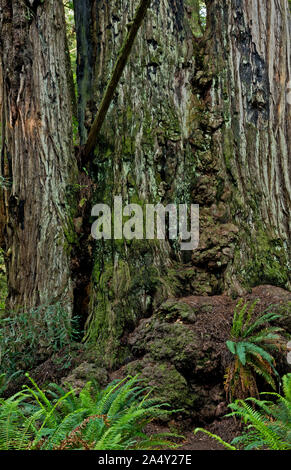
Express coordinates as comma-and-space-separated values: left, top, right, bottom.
186, 0, 207, 37
0, 372, 22, 396
194, 373, 291, 451
0, 374, 180, 450
0, 391, 39, 450
0, 176, 11, 189
227, 373, 291, 450
63, 0, 77, 98
224, 299, 283, 401
0, 303, 79, 375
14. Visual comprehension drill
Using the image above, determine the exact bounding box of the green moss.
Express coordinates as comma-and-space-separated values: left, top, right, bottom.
223, 127, 235, 173
63, 218, 79, 255
85, 238, 171, 368
164, 265, 219, 297
221, 114, 290, 291
234, 225, 290, 289
157, 299, 197, 323
125, 359, 199, 414
147, 323, 198, 367
245, 252, 288, 288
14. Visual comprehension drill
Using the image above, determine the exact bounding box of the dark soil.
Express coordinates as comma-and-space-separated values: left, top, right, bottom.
109, 284, 291, 425
146, 416, 242, 450
179, 284, 291, 362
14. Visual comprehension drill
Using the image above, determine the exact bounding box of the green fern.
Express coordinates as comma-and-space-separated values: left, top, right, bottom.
225, 299, 283, 401
0, 374, 181, 450
194, 374, 291, 451
194, 428, 237, 450
227, 373, 291, 450
0, 391, 42, 450
0, 302, 79, 376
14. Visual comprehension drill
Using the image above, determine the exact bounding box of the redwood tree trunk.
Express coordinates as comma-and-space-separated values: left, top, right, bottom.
199, 0, 291, 293
74, 0, 290, 367
0, 0, 77, 312
0, 0, 289, 371
74, 0, 202, 366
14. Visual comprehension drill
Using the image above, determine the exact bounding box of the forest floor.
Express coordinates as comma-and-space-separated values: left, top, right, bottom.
146, 416, 241, 450
2, 285, 290, 450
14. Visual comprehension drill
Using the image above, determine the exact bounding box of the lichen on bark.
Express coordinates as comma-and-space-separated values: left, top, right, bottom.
205, 0, 291, 293
75, 0, 201, 367
0, 0, 78, 313
74, 0, 291, 368
0, 0, 288, 386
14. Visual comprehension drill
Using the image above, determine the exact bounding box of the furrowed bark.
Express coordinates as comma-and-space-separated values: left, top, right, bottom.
83, 0, 151, 159
0, 0, 77, 312
75, 0, 196, 366
74, 0, 290, 368
204, 0, 291, 292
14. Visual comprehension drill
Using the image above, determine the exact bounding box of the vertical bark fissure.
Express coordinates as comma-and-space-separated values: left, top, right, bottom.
0, 0, 77, 312
75, 0, 199, 366
207, 0, 290, 290
73, 0, 290, 368
83, 0, 151, 159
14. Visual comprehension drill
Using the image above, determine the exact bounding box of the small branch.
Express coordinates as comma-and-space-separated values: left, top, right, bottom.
83, 0, 151, 161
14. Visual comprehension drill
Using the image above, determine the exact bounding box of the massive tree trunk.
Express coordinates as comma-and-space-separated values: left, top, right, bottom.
0, 0, 289, 372
199, 0, 291, 293
74, 0, 290, 368
0, 0, 77, 312
74, 0, 204, 366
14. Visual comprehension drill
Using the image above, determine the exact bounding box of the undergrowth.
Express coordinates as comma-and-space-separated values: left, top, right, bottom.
224, 299, 283, 401
0, 302, 79, 377
195, 373, 291, 450
0, 374, 181, 450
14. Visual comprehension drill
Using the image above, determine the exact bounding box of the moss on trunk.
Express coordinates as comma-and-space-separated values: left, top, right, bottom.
74, 0, 290, 368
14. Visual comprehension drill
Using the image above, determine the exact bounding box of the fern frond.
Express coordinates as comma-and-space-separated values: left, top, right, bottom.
282, 374, 291, 402
194, 428, 236, 450
247, 357, 276, 390
231, 299, 247, 338
244, 312, 282, 337
0, 374, 180, 450
227, 399, 290, 450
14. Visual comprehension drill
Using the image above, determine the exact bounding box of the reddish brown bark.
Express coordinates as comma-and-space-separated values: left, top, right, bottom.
0, 0, 77, 312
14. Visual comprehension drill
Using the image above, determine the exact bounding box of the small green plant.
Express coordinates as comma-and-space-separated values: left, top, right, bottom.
189, 0, 207, 37
194, 373, 291, 451
224, 299, 283, 401
0, 302, 79, 375
0, 374, 181, 450
0, 176, 11, 189
194, 428, 237, 450
228, 373, 291, 450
